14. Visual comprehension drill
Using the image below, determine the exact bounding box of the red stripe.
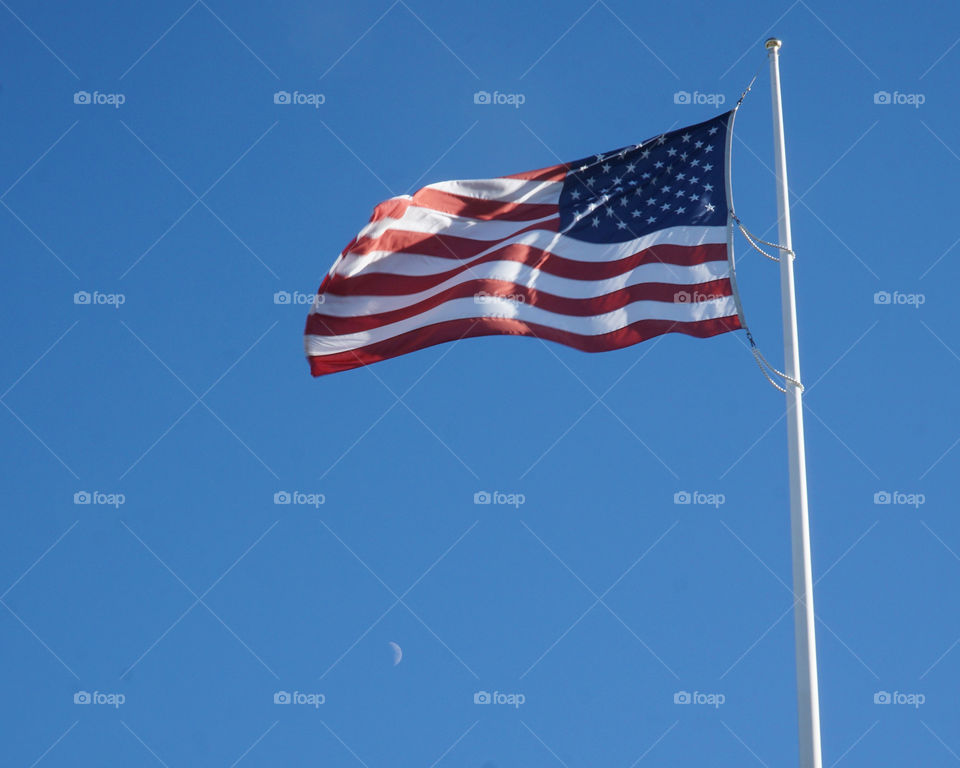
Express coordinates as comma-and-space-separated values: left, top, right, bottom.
502, 163, 569, 182
347, 217, 561, 258
327, 242, 728, 296
307, 278, 733, 335
367, 196, 414, 224
307, 315, 741, 376
412, 188, 558, 221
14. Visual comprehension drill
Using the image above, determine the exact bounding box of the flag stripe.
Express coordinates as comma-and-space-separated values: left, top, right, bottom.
333, 241, 728, 293
410, 187, 559, 221
308, 277, 733, 334
426, 178, 565, 203
348, 212, 561, 256
323, 259, 731, 316
306, 294, 738, 355
339, 225, 726, 276
308, 314, 740, 375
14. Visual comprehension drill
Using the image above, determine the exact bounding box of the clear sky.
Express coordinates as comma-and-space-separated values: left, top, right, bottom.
2, 0, 958, 765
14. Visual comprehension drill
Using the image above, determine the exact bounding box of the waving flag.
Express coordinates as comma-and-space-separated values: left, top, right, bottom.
305, 112, 742, 376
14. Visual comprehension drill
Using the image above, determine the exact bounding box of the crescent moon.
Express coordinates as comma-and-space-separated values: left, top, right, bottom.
388, 641, 402, 666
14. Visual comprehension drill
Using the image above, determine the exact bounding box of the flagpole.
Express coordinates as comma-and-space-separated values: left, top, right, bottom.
764, 38, 823, 768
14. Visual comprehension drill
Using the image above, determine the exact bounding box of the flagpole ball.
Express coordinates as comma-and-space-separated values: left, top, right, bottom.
765, 38, 782, 51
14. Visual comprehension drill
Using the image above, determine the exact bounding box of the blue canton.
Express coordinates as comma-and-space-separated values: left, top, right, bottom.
559, 112, 730, 243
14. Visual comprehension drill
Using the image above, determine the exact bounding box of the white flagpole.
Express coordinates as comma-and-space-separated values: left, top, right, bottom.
764, 38, 823, 768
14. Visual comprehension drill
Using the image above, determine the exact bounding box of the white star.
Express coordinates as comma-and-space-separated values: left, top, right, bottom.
618, 149, 628, 158
602, 163, 612, 173
641, 149, 650, 159
675, 189, 685, 197
708, 125, 718, 135
631, 209, 641, 217
625, 162, 636, 173
616, 220, 628, 230
704, 145, 714, 152
642, 172, 651, 179
570, 189, 581, 200
647, 197, 657, 205
694, 140, 703, 148
690, 159, 700, 167
656, 136, 666, 144
654, 161, 664, 169
661, 185, 671, 193
621, 197, 629, 206
690, 193, 699, 201
705, 203, 716, 212
703, 163, 713, 172
681, 133, 691, 142
606, 206, 615, 217
667, 147, 677, 157
676, 206, 686, 214
689, 176, 699, 184
647, 215, 656, 224
595, 154, 604, 162
591, 217, 600, 227
679, 152, 688, 161
612, 176, 622, 185
579, 164, 588, 172
676, 173, 685, 180
661, 202, 671, 211
586, 177, 596, 186
703, 183, 714, 192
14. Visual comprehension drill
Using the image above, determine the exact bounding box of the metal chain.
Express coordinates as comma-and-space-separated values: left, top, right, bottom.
744, 330, 805, 393
732, 215, 796, 263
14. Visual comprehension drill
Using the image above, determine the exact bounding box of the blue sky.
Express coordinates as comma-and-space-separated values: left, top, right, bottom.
2, 0, 959, 765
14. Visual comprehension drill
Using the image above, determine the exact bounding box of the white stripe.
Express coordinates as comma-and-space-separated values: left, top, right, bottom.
425, 178, 564, 204
355, 204, 558, 246
306, 295, 738, 354
315, 260, 730, 317
337, 225, 727, 278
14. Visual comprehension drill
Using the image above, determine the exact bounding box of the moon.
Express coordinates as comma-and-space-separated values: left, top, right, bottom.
388, 641, 402, 666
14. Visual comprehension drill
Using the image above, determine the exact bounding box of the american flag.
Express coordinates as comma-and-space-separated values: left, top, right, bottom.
305, 112, 742, 376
